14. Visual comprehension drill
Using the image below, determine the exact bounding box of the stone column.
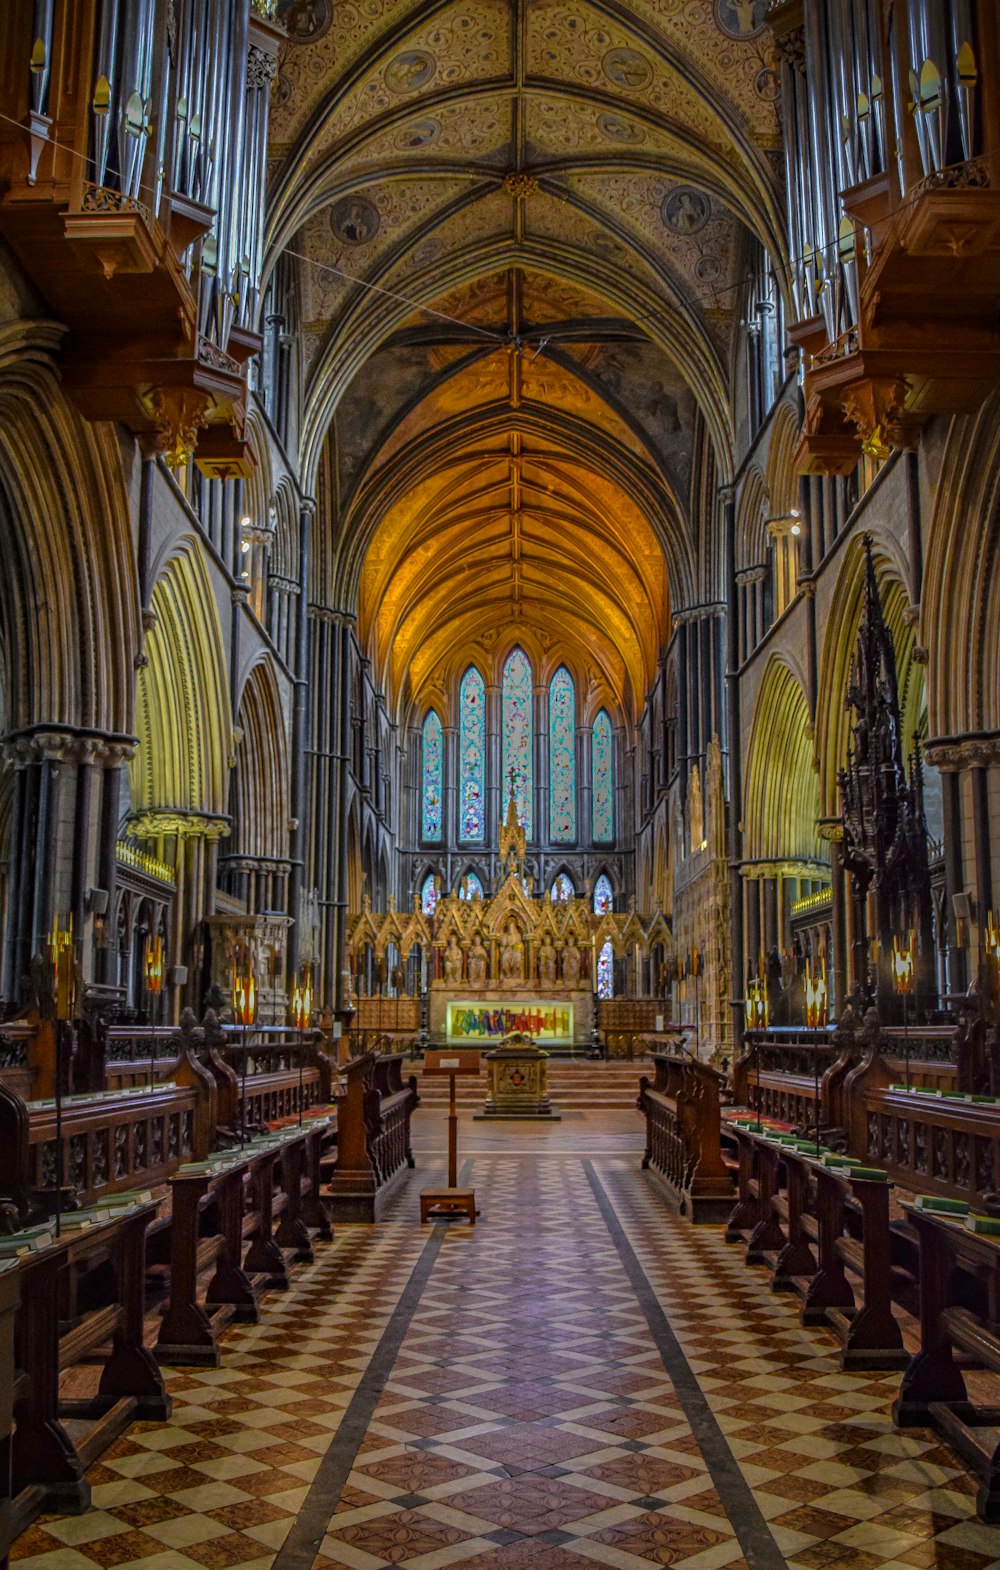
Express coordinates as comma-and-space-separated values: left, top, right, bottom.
577, 724, 592, 847
286, 498, 314, 987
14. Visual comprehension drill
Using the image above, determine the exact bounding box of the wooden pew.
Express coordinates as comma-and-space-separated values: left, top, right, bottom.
7, 1201, 168, 1537
0, 1262, 19, 1569
151, 1154, 258, 1365
325, 1054, 418, 1221
638, 1049, 734, 1222
151, 1114, 335, 1365
843, 1029, 1000, 1205
724, 1123, 912, 1369
893, 1202, 1000, 1522
735, 1026, 852, 1133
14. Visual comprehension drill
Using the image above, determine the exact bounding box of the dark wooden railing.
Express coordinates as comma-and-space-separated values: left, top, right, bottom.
638, 1049, 734, 1222
325, 1053, 418, 1221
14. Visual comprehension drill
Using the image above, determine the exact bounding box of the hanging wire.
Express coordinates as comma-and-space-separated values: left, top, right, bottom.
0, 106, 992, 348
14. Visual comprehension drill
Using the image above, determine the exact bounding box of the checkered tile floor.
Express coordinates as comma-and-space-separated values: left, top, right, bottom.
12, 1111, 1000, 1569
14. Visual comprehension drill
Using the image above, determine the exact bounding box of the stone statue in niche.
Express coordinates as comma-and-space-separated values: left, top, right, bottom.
443, 934, 463, 984
537, 936, 557, 988
468, 933, 489, 986
689, 764, 705, 853
562, 936, 582, 989
500, 921, 524, 984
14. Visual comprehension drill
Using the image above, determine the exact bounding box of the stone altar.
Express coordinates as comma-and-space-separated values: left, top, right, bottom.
475, 1032, 559, 1120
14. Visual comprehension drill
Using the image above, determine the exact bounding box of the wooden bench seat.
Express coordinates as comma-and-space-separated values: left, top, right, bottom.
6, 1201, 167, 1547
894, 1203, 1000, 1522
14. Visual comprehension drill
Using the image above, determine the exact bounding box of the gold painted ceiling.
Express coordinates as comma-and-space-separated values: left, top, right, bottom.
265, 0, 787, 724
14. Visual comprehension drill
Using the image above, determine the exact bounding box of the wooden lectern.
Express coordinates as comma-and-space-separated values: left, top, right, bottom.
419, 1049, 481, 1223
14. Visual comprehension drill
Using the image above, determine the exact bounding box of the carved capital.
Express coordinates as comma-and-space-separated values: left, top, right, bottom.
126, 809, 231, 841
147, 386, 211, 467
247, 41, 278, 90
924, 736, 1000, 770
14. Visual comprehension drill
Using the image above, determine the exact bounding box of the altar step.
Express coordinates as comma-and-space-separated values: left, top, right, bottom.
413, 1057, 649, 1110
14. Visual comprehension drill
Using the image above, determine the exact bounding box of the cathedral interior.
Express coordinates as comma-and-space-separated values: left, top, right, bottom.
1, 0, 1000, 1566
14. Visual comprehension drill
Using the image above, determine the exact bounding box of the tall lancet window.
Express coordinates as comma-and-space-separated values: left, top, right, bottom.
459, 665, 485, 841
421, 711, 442, 842
592, 708, 614, 842
502, 647, 533, 837
548, 665, 576, 842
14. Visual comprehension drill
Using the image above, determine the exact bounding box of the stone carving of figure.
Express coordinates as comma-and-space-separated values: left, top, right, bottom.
562, 936, 582, 989
468, 933, 489, 986
538, 935, 557, 988
500, 921, 524, 983
443, 934, 463, 984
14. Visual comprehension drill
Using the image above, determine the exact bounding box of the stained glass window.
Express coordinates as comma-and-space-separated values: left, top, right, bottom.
550, 872, 574, 903
459, 871, 484, 900
548, 665, 576, 841
593, 874, 613, 915
421, 710, 442, 841
420, 874, 438, 915
459, 666, 486, 841
502, 647, 533, 837
597, 938, 615, 998
592, 709, 614, 842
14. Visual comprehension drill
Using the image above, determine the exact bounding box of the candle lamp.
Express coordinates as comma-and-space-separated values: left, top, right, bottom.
984, 910, 1000, 1018
892, 931, 915, 1089
143, 932, 165, 1087
804, 960, 828, 1151
290, 969, 313, 1126
47, 915, 77, 1237
232, 955, 257, 1144
744, 977, 769, 1129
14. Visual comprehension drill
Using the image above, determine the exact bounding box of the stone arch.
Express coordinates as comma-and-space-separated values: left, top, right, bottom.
922, 392, 1000, 737
814, 532, 916, 818
764, 400, 801, 520
0, 319, 139, 737
130, 541, 231, 827
743, 658, 824, 866
231, 659, 289, 863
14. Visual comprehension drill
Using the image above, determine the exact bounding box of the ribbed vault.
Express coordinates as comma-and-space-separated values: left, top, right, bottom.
267, 0, 788, 722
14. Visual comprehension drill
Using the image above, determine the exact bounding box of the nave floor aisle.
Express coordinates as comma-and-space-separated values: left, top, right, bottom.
11, 1112, 1000, 1570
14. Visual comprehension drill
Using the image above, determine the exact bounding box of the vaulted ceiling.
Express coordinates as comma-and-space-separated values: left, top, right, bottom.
265, 0, 787, 723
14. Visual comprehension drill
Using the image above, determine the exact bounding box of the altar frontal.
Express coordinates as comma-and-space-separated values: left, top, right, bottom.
447, 1001, 573, 1043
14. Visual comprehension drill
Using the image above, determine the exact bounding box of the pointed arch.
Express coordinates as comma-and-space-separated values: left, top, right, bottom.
0, 319, 140, 737
421, 708, 443, 843
502, 646, 533, 837
458, 664, 485, 842
231, 659, 289, 862
130, 541, 231, 825
815, 534, 917, 818
743, 659, 824, 867
593, 873, 615, 915
549, 664, 577, 843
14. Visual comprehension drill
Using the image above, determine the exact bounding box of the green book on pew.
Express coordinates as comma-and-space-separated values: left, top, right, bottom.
965, 1213, 1000, 1236
844, 1165, 888, 1181
913, 1194, 969, 1216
